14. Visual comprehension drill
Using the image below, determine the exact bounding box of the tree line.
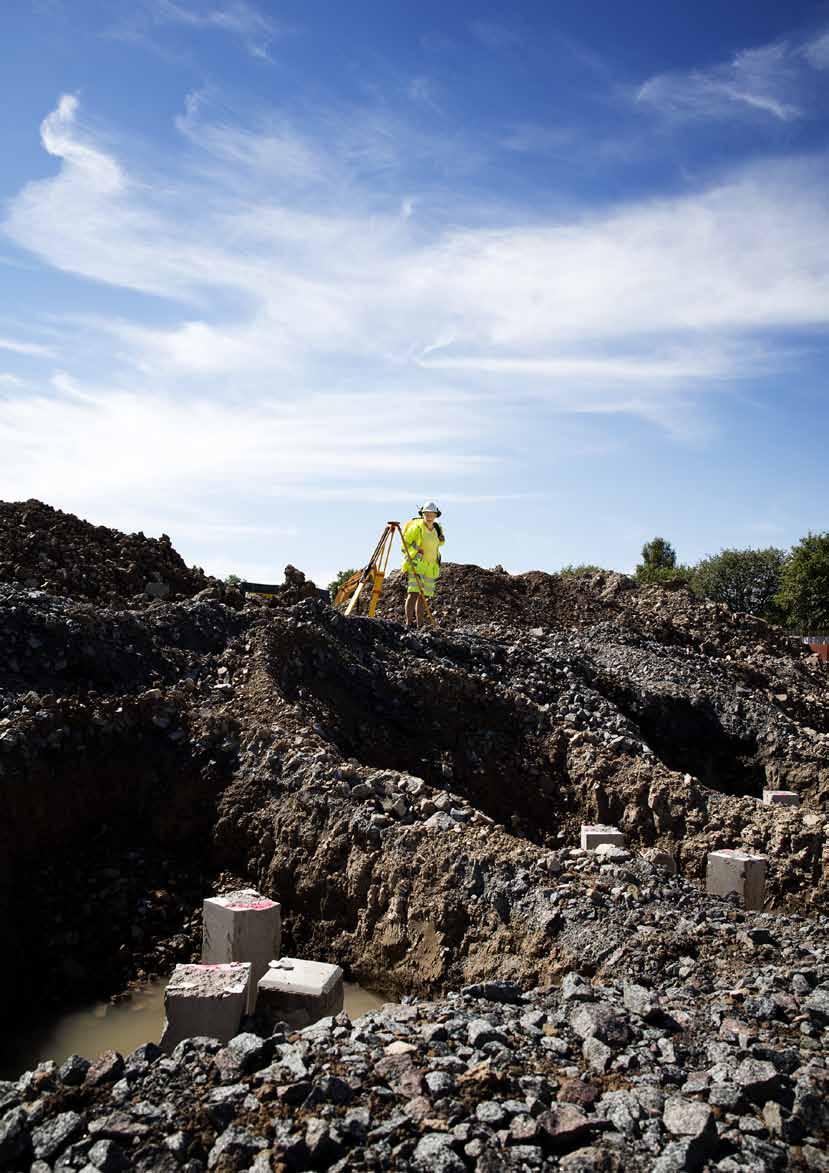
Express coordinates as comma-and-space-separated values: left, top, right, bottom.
625, 532, 829, 632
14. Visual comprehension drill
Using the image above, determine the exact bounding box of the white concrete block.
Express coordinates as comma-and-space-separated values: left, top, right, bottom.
762, 790, 800, 808
160, 962, 251, 1051
580, 824, 626, 851
202, 889, 281, 1013
706, 850, 767, 911
256, 958, 344, 1030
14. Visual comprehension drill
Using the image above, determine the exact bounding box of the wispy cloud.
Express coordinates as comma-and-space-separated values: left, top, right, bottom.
638, 28, 829, 123
0, 335, 55, 358
804, 30, 829, 70
5, 89, 829, 500
152, 0, 278, 61
408, 77, 444, 115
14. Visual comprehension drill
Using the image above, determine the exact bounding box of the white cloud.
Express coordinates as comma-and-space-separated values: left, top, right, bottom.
803, 30, 829, 70
0, 374, 24, 386
5, 92, 829, 472
408, 77, 443, 115
152, 0, 278, 61
637, 39, 805, 122
0, 371, 491, 536
0, 335, 55, 358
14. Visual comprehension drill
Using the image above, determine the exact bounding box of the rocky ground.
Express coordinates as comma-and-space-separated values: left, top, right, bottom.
1, 501, 828, 1170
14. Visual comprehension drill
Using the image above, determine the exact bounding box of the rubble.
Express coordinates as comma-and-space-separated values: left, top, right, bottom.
1, 503, 828, 1168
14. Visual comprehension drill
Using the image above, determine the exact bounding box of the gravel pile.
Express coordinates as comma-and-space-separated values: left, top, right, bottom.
2, 852, 828, 1171
0, 501, 212, 605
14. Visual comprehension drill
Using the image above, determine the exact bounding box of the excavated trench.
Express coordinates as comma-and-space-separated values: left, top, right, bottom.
598, 684, 768, 798
0, 722, 229, 1050
267, 618, 573, 842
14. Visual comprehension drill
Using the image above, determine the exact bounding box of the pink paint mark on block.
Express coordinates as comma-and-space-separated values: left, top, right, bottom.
226, 899, 276, 911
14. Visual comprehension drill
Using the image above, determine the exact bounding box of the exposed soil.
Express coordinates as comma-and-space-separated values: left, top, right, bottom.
1, 502, 828, 1170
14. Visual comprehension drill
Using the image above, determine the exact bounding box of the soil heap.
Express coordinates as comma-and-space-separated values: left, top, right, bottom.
1, 503, 828, 1171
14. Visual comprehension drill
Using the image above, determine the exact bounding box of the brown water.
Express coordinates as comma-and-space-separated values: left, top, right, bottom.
0, 981, 386, 1080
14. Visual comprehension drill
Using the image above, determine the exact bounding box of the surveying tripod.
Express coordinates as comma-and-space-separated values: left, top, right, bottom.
333, 521, 437, 628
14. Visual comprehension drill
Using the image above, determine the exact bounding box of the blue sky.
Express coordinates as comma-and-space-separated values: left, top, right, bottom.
2, 1, 829, 586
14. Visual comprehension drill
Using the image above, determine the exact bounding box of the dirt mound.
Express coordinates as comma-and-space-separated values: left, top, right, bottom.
376, 562, 802, 659
0, 499, 211, 605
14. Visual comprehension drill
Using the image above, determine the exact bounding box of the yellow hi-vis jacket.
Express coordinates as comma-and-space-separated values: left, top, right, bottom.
401, 517, 445, 581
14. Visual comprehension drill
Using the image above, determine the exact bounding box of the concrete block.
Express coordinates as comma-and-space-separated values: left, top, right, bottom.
202, 889, 281, 1013
706, 850, 767, 911
762, 790, 800, 808
160, 963, 251, 1051
256, 958, 344, 1030
580, 824, 626, 851
640, 848, 678, 874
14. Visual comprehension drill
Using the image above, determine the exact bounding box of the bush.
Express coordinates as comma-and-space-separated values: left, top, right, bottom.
690, 548, 786, 619
224, 573, 242, 586
776, 532, 829, 632
558, 564, 608, 577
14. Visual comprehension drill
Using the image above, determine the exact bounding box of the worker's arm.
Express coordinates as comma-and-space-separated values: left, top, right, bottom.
401, 519, 424, 566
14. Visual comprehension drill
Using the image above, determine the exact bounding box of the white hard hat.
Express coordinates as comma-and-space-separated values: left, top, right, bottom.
419, 500, 442, 516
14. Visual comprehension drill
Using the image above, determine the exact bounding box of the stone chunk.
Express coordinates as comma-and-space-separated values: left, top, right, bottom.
623, 981, 660, 1021
31, 1111, 83, 1161
762, 790, 800, 807
0, 1107, 30, 1165
256, 957, 343, 1030
570, 1003, 631, 1047
641, 848, 678, 874
705, 850, 767, 911
537, 1105, 593, 1149
202, 889, 281, 1014
733, 1058, 785, 1102
85, 1050, 124, 1087
207, 1125, 266, 1170
160, 962, 251, 1051
663, 1096, 716, 1142
804, 983, 829, 1023
580, 825, 626, 851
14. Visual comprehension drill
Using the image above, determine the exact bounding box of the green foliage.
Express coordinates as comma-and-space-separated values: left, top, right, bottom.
690, 547, 786, 619
638, 536, 677, 572
636, 564, 692, 586
328, 567, 358, 600
224, 573, 242, 586
558, 563, 608, 577
776, 532, 829, 632
635, 537, 689, 585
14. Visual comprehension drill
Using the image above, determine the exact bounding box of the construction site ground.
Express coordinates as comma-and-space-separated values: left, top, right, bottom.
0, 500, 827, 1172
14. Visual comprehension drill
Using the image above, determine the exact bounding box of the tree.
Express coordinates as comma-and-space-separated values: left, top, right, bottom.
635, 537, 689, 585
224, 573, 242, 586
776, 532, 829, 632
690, 547, 786, 619
328, 568, 357, 601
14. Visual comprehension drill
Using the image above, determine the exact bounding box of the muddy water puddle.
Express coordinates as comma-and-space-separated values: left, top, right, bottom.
0, 981, 386, 1080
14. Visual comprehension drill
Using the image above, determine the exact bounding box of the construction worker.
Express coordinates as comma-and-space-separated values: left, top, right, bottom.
402, 501, 445, 627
